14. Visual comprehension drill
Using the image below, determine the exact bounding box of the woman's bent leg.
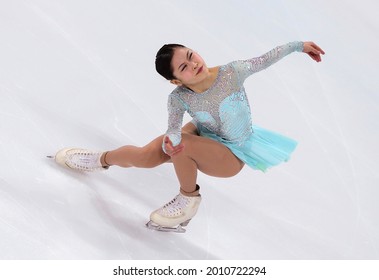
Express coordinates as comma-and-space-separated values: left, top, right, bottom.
147, 133, 244, 230
171, 134, 244, 194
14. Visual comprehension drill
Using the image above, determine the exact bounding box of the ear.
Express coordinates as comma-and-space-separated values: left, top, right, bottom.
170, 79, 183, 86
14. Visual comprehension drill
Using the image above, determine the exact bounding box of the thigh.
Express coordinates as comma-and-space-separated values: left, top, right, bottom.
181, 134, 244, 178
182, 122, 199, 135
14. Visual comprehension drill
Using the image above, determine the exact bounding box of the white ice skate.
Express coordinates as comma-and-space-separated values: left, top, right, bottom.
48, 148, 109, 171
146, 191, 202, 233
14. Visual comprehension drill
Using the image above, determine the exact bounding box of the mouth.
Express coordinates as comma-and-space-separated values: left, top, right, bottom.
196, 66, 203, 75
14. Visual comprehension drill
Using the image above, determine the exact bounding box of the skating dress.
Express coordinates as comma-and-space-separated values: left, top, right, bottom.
164, 41, 303, 172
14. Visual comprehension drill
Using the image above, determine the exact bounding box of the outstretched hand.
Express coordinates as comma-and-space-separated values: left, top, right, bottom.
303, 41, 325, 62
164, 136, 184, 157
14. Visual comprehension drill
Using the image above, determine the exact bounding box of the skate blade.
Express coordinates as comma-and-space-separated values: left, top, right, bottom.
145, 220, 191, 233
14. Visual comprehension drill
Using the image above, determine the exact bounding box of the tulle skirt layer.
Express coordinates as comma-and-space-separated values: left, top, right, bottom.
198, 125, 298, 172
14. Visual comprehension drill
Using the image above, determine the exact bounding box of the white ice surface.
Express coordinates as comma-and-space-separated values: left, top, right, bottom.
0, 0, 378, 259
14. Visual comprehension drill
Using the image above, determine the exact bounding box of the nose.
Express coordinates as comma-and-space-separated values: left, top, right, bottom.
192, 61, 198, 70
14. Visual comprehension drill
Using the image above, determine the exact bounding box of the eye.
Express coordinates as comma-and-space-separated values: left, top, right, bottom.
189, 53, 193, 60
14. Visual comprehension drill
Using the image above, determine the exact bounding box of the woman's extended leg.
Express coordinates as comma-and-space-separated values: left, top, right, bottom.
100, 122, 198, 168
101, 135, 168, 168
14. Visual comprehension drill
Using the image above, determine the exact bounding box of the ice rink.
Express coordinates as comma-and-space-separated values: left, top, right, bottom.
1, 0, 378, 260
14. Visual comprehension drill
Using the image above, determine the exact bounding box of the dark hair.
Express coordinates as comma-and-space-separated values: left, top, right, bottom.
155, 44, 185, 80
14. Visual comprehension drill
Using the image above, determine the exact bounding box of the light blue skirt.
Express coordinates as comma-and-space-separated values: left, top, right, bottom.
198, 125, 298, 172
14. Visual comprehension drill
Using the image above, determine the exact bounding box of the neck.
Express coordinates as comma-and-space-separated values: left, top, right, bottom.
187, 67, 219, 93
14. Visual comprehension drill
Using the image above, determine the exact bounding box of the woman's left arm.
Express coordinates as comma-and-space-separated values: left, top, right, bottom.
302, 41, 325, 62
232, 41, 325, 84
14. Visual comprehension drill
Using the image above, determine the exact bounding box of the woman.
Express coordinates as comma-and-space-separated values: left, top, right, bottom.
53, 41, 325, 232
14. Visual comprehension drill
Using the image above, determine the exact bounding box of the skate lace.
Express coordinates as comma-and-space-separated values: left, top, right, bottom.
67, 149, 103, 171
161, 194, 190, 216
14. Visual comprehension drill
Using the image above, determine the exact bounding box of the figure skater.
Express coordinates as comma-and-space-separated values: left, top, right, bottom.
52, 41, 325, 232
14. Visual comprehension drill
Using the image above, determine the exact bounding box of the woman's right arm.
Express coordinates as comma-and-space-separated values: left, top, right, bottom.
162, 94, 186, 155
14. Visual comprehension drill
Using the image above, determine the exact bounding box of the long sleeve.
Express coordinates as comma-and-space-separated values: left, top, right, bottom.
163, 93, 187, 152
232, 41, 304, 83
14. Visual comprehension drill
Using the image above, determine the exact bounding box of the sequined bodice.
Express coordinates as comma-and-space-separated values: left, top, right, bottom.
165, 41, 303, 147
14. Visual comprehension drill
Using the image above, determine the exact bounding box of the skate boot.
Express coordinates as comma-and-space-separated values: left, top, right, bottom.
50, 148, 109, 171
146, 185, 202, 233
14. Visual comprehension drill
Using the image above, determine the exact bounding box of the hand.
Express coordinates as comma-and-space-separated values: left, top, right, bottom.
164, 136, 184, 157
303, 41, 325, 62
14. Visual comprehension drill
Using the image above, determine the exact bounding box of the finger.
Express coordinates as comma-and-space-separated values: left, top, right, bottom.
164, 136, 172, 145
164, 136, 176, 149
307, 43, 325, 55
171, 146, 185, 156
171, 148, 183, 156
311, 43, 325, 54
164, 139, 172, 148
172, 143, 185, 152
308, 53, 321, 62
164, 141, 174, 153
315, 54, 321, 62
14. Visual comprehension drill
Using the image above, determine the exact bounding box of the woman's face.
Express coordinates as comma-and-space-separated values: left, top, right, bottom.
170, 47, 208, 86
